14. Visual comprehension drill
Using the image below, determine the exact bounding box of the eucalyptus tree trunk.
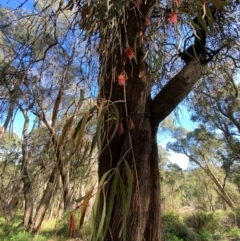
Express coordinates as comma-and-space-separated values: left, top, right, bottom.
19, 108, 34, 227
98, 1, 207, 240
31, 167, 58, 233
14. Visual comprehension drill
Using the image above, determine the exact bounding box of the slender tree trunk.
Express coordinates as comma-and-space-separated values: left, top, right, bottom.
203, 157, 236, 209
31, 167, 58, 233
23, 182, 33, 227
19, 108, 34, 227
60, 163, 72, 210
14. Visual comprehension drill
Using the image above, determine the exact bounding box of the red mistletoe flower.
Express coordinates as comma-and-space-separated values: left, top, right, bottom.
125, 47, 135, 60
174, 0, 181, 5
169, 12, 177, 24
118, 73, 128, 86
118, 122, 124, 135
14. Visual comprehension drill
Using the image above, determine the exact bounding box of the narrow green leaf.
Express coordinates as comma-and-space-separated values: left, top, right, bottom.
119, 161, 133, 241
72, 105, 97, 140
206, 6, 214, 33
118, 173, 127, 240
75, 113, 90, 143
100, 103, 119, 154
196, 6, 208, 32
124, 160, 133, 217
153, 50, 162, 70
103, 170, 119, 238
134, 33, 138, 64
79, 189, 95, 229
96, 190, 106, 241
90, 111, 104, 156
90, 170, 113, 241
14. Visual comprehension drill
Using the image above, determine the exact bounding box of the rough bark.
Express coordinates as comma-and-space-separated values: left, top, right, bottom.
97, 1, 207, 240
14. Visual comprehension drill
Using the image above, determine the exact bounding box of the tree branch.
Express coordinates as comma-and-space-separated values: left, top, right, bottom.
151, 58, 204, 127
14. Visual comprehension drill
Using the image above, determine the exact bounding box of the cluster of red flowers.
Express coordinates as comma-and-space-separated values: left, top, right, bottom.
169, 0, 181, 24
118, 122, 124, 135
117, 47, 134, 87
125, 47, 135, 60
118, 72, 128, 86
169, 12, 177, 24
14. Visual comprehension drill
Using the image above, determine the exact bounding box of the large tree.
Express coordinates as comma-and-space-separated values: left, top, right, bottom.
91, 0, 239, 240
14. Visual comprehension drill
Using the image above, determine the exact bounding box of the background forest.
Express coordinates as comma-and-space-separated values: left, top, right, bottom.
0, 0, 240, 241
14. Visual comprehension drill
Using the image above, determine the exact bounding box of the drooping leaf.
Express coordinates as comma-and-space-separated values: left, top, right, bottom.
72, 105, 97, 139
58, 115, 75, 148
90, 109, 104, 156
119, 161, 133, 241
103, 169, 119, 238
79, 188, 97, 230
90, 169, 114, 241
124, 160, 133, 216
95, 191, 106, 241
196, 5, 208, 32
92, 103, 119, 156
118, 172, 127, 240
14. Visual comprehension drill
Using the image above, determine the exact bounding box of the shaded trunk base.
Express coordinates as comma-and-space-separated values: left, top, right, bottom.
99, 129, 161, 241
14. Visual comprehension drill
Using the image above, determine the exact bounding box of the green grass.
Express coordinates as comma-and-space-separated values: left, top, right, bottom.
1, 208, 240, 241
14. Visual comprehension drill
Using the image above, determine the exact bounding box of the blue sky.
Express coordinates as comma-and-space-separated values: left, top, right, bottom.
1, 0, 33, 9
11, 111, 35, 135
157, 104, 197, 169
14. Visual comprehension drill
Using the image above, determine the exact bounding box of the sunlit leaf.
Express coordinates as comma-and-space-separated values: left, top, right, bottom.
79, 188, 96, 229
58, 115, 75, 148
